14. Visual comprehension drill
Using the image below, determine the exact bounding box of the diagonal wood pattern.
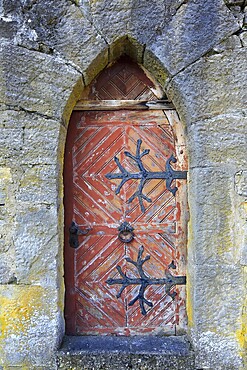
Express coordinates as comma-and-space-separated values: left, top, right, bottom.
89, 57, 158, 101
64, 109, 187, 335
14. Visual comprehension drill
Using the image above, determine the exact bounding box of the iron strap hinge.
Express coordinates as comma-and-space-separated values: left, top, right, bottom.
106, 246, 186, 315
105, 139, 187, 212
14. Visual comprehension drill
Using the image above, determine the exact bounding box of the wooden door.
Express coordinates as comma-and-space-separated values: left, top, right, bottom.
64, 109, 187, 336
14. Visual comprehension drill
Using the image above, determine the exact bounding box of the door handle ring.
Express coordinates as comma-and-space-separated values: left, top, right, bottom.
118, 222, 134, 243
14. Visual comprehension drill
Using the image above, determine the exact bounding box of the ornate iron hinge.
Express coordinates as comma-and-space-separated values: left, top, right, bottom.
105, 139, 187, 212
106, 246, 186, 315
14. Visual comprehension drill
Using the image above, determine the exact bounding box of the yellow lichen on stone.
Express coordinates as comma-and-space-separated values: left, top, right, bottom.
0, 168, 12, 204
62, 77, 84, 125
186, 216, 194, 329
0, 285, 59, 367
0, 286, 44, 340
236, 325, 247, 349
0, 285, 53, 366
186, 271, 194, 329
235, 266, 247, 370
242, 201, 247, 214
0, 168, 11, 181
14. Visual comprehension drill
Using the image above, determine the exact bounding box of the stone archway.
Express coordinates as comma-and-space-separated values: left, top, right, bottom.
0, 1, 246, 367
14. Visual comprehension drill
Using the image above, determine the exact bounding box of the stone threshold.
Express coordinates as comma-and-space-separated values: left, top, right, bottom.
57, 335, 195, 369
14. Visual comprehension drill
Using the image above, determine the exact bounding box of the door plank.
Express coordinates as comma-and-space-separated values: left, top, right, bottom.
64, 110, 187, 335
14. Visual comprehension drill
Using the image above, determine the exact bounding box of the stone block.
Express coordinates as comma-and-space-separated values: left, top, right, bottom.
0, 285, 62, 367
188, 167, 241, 265
14, 204, 60, 285
1, 0, 68, 53
0, 110, 63, 166
235, 194, 247, 266
239, 30, 247, 46
15, 164, 58, 204
143, 50, 169, 87
0, 109, 24, 129
0, 166, 16, 284
144, 0, 239, 77
192, 329, 243, 370
191, 264, 244, 332
129, 0, 184, 45
57, 345, 195, 370
213, 35, 242, 52
0, 167, 12, 205
0, 216, 14, 254
0, 19, 18, 40
0, 250, 15, 285
22, 122, 60, 165
167, 48, 247, 125
0, 127, 23, 161
189, 263, 245, 369
187, 113, 247, 168
87, 0, 131, 45
225, 0, 246, 5
0, 44, 82, 119
52, 4, 108, 85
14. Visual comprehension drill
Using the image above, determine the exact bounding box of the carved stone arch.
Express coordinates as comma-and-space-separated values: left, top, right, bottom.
63, 55, 188, 336
71, 35, 170, 93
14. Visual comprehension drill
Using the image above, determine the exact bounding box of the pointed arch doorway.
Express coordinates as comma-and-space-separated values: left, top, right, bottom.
64, 57, 188, 336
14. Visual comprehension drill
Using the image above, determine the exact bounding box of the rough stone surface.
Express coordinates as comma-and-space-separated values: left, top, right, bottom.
187, 163, 246, 369
0, 0, 246, 369
57, 353, 195, 370
0, 285, 62, 368
0, 167, 17, 285
0, 0, 68, 50
235, 170, 247, 196
87, 0, 131, 45
0, 44, 82, 120
51, 4, 108, 85
213, 34, 242, 52
0, 109, 64, 286
143, 0, 240, 77
188, 113, 247, 168
57, 336, 195, 370
193, 330, 243, 370
14, 204, 59, 285
189, 168, 236, 263
0, 110, 62, 164
128, 0, 185, 45
192, 264, 244, 331
167, 47, 247, 125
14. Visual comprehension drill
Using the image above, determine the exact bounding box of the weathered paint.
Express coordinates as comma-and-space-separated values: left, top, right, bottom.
0, 0, 246, 367
64, 108, 188, 335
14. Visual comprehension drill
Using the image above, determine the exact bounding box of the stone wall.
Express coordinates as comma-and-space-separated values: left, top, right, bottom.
0, 0, 246, 368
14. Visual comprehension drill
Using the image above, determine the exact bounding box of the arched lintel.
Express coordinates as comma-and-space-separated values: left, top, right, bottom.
61, 35, 174, 128
60, 36, 187, 164
110, 36, 169, 88
80, 36, 169, 100
59, 35, 188, 176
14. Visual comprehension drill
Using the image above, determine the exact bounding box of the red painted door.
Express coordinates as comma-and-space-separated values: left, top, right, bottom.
64, 109, 187, 335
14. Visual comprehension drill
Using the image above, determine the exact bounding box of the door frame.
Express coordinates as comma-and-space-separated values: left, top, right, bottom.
64, 99, 188, 335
